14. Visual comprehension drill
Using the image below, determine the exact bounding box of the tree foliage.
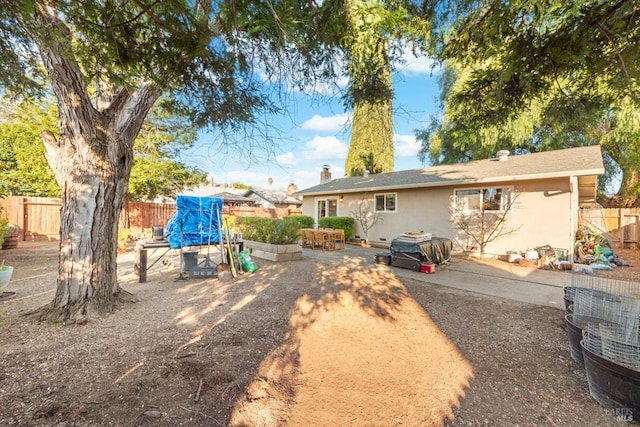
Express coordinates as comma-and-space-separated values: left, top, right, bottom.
346, 99, 394, 176
128, 105, 207, 201
0, 98, 59, 197
340, 0, 431, 176
0, 97, 207, 201
416, 0, 640, 205
0, 0, 341, 321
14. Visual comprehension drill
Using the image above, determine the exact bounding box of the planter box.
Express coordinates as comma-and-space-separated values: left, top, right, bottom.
243, 240, 302, 262
2, 235, 19, 250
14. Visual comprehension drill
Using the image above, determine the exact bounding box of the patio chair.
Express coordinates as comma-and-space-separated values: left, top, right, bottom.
300, 229, 313, 248
334, 229, 345, 250
313, 230, 334, 251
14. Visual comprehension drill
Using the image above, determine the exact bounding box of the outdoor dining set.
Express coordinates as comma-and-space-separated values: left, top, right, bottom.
299, 228, 346, 251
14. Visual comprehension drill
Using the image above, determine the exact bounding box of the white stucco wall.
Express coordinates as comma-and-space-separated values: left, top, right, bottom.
301, 176, 576, 258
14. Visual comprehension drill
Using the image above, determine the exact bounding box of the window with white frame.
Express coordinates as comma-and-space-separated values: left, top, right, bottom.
374, 193, 396, 212
316, 198, 338, 224
454, 187, 512, 212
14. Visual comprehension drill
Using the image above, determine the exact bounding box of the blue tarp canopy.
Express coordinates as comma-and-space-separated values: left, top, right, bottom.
165, 196, 224, 249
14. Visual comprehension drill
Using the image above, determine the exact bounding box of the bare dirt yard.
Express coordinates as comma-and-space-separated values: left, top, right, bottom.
1, 242, 638, 426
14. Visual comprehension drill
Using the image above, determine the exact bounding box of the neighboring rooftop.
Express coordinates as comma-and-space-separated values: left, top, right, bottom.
296, 145, 604, 196
181, 183, 249, 198
244, 189, 302, 208
207, 191, 255, 205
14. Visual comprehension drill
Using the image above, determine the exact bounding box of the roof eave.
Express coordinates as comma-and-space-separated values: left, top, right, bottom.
297, 168, 605, 197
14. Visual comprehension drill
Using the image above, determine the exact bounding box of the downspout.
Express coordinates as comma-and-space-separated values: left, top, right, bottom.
569, 176, 578, 262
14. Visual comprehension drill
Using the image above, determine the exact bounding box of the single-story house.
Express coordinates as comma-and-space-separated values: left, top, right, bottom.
181, 182, 302, 209
244, 186, 303, 209
295, 145, 605, 259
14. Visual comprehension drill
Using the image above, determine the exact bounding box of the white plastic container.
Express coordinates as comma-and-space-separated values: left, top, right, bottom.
508, 252, 522, 263
524, 249, 539, 261
0, 266, 14, 293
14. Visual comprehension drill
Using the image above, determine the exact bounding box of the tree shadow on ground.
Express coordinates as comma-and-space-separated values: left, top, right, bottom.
0, 244, 473, 426
230, 257, 474, 426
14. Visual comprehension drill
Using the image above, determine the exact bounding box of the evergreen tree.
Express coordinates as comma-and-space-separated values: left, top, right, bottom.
417, 0, 640, 205
343, 0, 394, 176
339, 0, 432, 176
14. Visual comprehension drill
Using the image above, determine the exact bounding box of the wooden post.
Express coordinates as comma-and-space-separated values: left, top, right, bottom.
619, 208, 624, 249
135, 247, 147, 283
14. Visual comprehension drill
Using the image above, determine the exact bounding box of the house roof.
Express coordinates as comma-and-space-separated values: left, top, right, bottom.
244, 189, 303, 205
296, 145, 605, 196
181, 184, 248, 198
208, 192, 254, 203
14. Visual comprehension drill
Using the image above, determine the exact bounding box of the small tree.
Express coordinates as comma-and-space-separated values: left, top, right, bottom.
350, 197, 381, 244
451, 190, 520, 258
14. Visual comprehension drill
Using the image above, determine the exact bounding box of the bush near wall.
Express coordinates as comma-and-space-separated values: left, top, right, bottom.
0, 217, 8, 247
319, 216, 354, 240
221, 214, 237, 231
284, 215, 314, 229
236, 217, 301, 245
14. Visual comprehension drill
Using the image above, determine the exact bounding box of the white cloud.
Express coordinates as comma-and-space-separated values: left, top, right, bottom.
295, 163, 346, 189
301, 113, 351, 133
290, 168, 323, 190
301, 135, 349, 161
394, 133, 421, 157
396, 45, 440, 76
212, 170, 270, 188
276, 151, 297, 165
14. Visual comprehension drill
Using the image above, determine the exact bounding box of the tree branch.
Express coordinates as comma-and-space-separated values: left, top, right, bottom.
595, 23, 632, 88
115, 84, 163, 144
130, 0, 182, 37
33, 6, 97, 140
40, 130, 62, 186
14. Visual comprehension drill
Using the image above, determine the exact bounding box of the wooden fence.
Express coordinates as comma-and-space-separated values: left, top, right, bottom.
1, 196, 302, 241
0, 196, 62, 241
579, 207, 640, 248
2, 196, 634, 247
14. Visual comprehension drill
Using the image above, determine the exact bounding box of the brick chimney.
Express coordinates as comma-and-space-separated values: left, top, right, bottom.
287, 182, 298, 196
320, 165, 332, 183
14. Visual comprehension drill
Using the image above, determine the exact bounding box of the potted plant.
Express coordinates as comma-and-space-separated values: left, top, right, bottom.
1, 222, 20, 250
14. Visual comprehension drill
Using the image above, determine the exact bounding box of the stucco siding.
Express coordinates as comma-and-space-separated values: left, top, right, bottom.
506, 178, 573, 256
301, 177, 574, 258
354, 188, 452, 244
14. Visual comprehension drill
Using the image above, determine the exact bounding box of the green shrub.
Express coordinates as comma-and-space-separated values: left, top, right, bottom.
284, 215, 313, 229
0, 218, 8, 248
237, 217, 300, 245
221, 214, 237, 231
319, 216, 354, 239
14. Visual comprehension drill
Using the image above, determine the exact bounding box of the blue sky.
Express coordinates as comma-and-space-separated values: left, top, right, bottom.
182, 50, 442, 191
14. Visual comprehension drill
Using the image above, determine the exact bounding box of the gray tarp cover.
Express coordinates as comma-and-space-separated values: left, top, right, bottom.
390, 237, 452, 265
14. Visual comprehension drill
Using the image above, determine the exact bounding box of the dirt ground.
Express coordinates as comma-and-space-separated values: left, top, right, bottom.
0, 242, 638, 426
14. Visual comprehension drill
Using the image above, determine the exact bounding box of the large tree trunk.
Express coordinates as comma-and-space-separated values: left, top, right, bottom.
42, 130, 130, 320
31, 9, 161, 322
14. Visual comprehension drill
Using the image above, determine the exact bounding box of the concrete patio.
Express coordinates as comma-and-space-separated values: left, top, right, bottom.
303, 243, 570, 310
